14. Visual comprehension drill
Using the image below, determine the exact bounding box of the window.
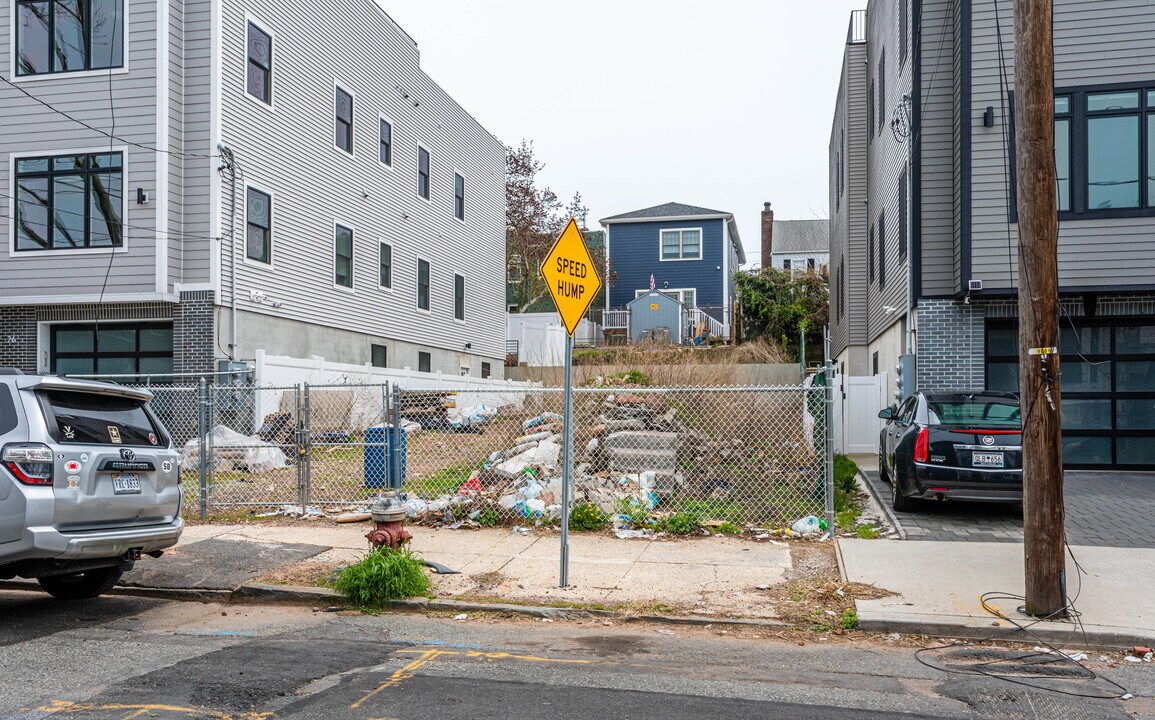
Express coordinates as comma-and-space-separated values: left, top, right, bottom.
334, 224, 353, 288
454, 173, 465, 220
417, 146, 430, 200
15, 152, 122, 251
245, 187, 271, 264
807, 258, 816, 271
899, 0, 908, 65
783, 258, 792, 271
878, 210, 887, 287
335, 86, 353, 154
246, 21, 272, 104
378, 242, 392, 289
371, 344, 387, 368
454, 273, 465, 321
51, 322, 173, 379
868, 223, 875, 283
878, 50, 886, 134
659, 228, 701, 260
418, 351, 431, 373
379, 118, 392, 166
16, 0, 124, 76
868, 79, 875, 143
417, 258, 430, 310
1055, 96, 1071, 212
898, 170, 908, 259
481, 361, 491, 379
872, 351, 879, 376
1087, 91, 1140, 210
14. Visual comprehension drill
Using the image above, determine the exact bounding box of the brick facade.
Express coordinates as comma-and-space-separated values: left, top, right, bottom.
916, 298, 985, 391
174, 291, 215, 376
0, 306, 36, 372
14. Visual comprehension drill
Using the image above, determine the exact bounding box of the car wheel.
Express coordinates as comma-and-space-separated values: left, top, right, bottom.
878, 454, 889, 484
890, 474, 918, 513
37, 567, 123, 600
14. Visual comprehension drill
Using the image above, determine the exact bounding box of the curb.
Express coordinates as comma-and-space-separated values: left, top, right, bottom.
855, 612, 1155, 650
857, 469, 907, 540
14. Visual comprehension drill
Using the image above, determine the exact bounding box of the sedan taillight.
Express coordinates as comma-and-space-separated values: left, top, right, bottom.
1, 443, 54, 486
913, 428, 929, 463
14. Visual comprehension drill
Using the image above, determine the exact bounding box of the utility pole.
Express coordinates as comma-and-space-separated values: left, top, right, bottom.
1012, 0, 1066, 618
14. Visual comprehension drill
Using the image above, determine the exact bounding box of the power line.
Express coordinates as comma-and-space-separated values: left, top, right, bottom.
0, 207, 224, 244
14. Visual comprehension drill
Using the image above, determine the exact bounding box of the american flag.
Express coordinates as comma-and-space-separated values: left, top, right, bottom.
649, 273, 655, 291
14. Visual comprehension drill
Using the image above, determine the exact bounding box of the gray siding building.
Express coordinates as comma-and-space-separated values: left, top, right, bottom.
0, 0, 505, 380
831, 0, 1155, 468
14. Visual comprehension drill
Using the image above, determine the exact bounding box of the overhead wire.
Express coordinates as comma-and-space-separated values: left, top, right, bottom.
96, 11, 120, 328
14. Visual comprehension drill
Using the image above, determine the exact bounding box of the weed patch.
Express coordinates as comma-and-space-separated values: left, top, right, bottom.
333, 546, 432, 609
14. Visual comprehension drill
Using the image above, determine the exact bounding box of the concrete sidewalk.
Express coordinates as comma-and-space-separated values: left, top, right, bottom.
839, 538, 1155, 647
172, 523, 791, 618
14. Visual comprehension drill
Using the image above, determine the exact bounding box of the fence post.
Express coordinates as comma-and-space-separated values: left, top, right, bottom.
391, 382, 402, 489
294, 384, 305, 513
302, 384, 312, 513
197, 377, 208, 521
825, 359, 836, 535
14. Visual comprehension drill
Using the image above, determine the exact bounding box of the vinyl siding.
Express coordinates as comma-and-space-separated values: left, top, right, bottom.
166, 0, 185, 288
917, 0, 958, 295
606, 218, 725, 308
0, 0, 162, 300
215, 0, 506, 360
969, 0, 1155, 292
864, 0, 912, 345
178, 0, 214, 287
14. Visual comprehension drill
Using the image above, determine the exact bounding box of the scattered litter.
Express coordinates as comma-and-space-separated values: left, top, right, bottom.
335, 512, 372, 523
1125, 656, 1143, 663
540, 618, 554, 623
834, 587, 846, 597
790, 515, 828, 535
756, 584, 770, 590
1133, 645, 1152, 657
1067, 652, 1089, 662
253, 511, 279, 518
614, 529, 650, 540
1122, 693, 1133, 700
655, 627, 675, 635
453, 613, 469, 621
423, 561, 460, 575
886, 633, 901, 641
511, 526, 531, 536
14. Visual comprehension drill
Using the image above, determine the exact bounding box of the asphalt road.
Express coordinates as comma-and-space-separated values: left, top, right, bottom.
0, 590, 1149, 720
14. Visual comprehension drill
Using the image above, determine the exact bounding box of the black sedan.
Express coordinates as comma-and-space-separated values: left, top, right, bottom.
878, 391, 1022, 512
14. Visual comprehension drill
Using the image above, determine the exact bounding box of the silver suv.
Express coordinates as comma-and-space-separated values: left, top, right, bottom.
0, 369, 182, 599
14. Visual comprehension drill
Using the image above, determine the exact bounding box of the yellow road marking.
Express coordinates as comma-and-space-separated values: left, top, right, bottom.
351, 647, 443, 709
37, 700, 274, 720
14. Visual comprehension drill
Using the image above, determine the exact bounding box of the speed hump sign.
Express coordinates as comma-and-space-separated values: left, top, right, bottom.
541, 218, 603, 336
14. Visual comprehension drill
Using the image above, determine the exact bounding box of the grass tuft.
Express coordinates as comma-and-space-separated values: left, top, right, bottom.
333, 546, 432, 609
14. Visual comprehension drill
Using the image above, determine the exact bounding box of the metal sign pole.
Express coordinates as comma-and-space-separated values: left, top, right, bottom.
560, 333, 574, 587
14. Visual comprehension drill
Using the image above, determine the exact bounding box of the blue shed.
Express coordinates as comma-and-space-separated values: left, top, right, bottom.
627, 291, 684, 344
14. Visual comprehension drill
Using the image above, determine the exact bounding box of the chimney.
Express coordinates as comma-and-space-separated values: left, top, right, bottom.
760, 202, 774, 269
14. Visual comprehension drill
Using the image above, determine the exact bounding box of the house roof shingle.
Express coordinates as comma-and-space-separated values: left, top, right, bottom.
599, 202, 730, 223
771, 220, 829, 255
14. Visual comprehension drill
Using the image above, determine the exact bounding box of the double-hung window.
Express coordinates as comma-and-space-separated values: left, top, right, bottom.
15, 152, 122, 251
379, 118, 392, 166
378, 242, 392, 289
417, 258, 430, 310
245, 187, 271, 263
417, 146, 430, 200
246, 21, 272, 104
16, 0, 124, 76
454, 173, 465, 220
660, 228, 701, 260
334, 224, 353, 288
454, 273, 465, 321
335, 86, 353, 154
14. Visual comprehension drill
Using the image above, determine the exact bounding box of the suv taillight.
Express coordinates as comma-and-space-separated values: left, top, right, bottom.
1, 443, 54, 485
913, 428, 929, 464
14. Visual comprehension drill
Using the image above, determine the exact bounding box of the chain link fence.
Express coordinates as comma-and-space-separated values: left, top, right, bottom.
119, 377, 832, 531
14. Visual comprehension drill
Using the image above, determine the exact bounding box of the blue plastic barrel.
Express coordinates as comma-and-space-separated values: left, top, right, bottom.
364, 426, 406, 489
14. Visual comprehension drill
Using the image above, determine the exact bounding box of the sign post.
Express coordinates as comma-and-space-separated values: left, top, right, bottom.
541, 218, 603, 587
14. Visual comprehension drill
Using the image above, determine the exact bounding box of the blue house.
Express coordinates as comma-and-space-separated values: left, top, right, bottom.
599, 202, 745, 341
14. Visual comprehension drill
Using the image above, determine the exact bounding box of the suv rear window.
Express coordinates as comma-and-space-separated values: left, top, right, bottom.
40, 390, 163, 446
0, 386, 16, 436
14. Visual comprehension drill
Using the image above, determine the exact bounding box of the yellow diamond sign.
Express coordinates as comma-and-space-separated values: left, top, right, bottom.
541, 217, 603, 336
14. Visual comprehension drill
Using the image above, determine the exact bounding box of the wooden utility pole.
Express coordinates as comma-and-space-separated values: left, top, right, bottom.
1013, 0, 1066, 618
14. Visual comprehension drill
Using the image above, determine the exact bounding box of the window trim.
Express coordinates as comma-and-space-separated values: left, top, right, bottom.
417, 350, 431, 374
878, 210, 887, 288
333, 82, 355, 157
370, 343, 387, 369
333, 221, 355, 291
416, 256, 431, 312
49, 319, 174, 379
453, 170, 465, 222
9, 146, 130, 257
12, 0, 130, 81
657, 226, 703, 262
453, 271, 465, 322
243, 181, 273, 267
416, 143, 431, 202
378, 114, 393, 169
244, 14, 274, 110
378, 240, 393, 291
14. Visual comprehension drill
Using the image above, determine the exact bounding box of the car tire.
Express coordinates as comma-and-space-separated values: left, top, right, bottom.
878, 455, 889, 484
890, 475, 918, 513
37, 567, 123, 600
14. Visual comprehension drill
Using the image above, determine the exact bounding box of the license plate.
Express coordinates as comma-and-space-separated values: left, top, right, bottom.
112, 473, 141, 495
972, 452, 1005, 468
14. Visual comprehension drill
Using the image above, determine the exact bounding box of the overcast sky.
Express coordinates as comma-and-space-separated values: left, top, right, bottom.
383, 1, 868, 267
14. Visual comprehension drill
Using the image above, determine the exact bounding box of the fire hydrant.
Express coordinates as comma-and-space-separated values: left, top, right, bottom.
365, 490, 412, 550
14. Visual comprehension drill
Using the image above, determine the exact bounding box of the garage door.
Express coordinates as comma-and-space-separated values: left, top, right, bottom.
986, 320, 1155, 468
